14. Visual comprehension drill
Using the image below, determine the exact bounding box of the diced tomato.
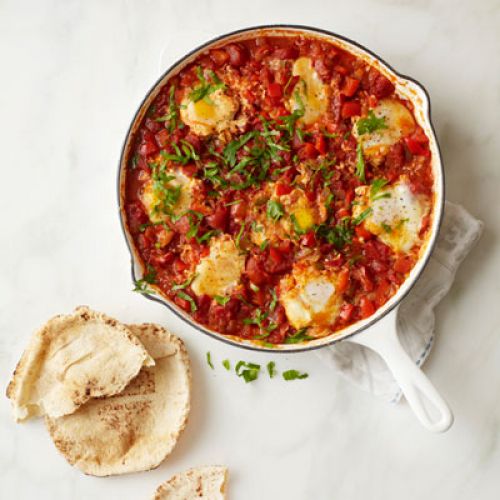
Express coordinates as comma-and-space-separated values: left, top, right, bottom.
342, 77, 360, 97
301, 231, 316, 247
126, 202, 149, 231
325, 253, 344, 269
355, 224, 373, 240
337, 268, 350, 293
315, 135, 327, 155
278, 240, 293, 254
357, 266, 374, 292
155, 128, 170, 148
341, 101, 361, 118
368, 95, 378, 108
273, 46, 299, 60
225, 44, 248, 67
336, 207, 351, 219
339, 303, 354, 322
175, 296, 191, 312
394, 255, 414, 274
267, 82, 283, 98
275, 182, 292, 196
269, 247, 283, 264
173, 258, 188, 274
210, 49, 229, 66
298, 143, 319, 160
359, 297, 375, 318
206, 206, 228, 231
230, 200, 247, 221
334, 64, 348, 75
405, 136, 429, 156
139, 139, 158, 157
246, 256, 270, 285
375, 278, 391, 306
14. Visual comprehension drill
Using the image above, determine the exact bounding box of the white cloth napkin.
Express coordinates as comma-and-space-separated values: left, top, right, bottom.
315, 201, 483, 403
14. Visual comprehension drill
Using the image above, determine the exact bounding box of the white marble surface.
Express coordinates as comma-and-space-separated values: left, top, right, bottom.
1, 1, 499, 499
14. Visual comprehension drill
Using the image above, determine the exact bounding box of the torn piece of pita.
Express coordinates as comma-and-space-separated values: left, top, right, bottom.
154, 465, 228, 500
45, 323, 191, 476
6, 307, 154, 422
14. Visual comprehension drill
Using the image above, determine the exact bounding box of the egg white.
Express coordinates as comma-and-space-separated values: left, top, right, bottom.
140, 169, 197, 223
279, 263, 342, 337
191, 235, 245, 297
289, 57, 328, 125
180, 88, 238, 136
354, 99, 416, 161
353, 178, 429, 253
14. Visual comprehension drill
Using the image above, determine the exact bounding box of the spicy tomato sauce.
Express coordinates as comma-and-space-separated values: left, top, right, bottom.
124, 34, 433, 345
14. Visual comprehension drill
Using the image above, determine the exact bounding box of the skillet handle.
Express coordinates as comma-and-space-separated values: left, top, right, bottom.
349, 309, 454, 432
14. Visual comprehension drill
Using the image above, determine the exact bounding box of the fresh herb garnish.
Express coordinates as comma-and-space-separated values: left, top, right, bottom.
381, 222, 393, 233
355, 143, 366, 182
172, 274, 197, 291
356, 110, 387, 135
214, 295, 230, 306
269, 289, 278, 312
370, 178, 390, 201
189, 66, 226, 103
206, 351, 214, 369
267, 361, 276, 378
284, 328, 313, 344
283, 369, 309, 381
177, 291, 197, 312
235, 361, 261, 383
133, 265, 156, 294
224, 199, 242, 206
259, 239, 270, 251
155, 84, 181, 132
266, 200, 284, 221
222, 359, 231, 371
352, 208, 373, 226
235, 221, 246, 250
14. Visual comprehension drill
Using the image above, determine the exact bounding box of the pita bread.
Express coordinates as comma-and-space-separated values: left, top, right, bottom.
154, 466, 228, 500
6, 307, 154, 422
45, 323, 191, 476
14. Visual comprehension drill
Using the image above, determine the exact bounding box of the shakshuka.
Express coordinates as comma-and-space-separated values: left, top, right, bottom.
123, 34, 434, 345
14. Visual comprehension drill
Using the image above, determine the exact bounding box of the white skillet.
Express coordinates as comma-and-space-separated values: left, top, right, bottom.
118, 25, 453, 433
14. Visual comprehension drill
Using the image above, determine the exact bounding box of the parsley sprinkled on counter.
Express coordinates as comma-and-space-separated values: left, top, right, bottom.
283, 370, 309, 381
206, 351, 214, 369
267, 361, 276, 378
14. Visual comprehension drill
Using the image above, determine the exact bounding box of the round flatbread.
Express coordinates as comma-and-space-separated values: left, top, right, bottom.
154, 465, 228, 500
45, 324, 191, 476
6, 307, 154, 422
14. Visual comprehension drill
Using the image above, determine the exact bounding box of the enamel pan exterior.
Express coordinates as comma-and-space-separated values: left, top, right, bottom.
118, 25, 444, 353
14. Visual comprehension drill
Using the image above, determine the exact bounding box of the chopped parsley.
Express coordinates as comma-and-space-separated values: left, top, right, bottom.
155, 84, 181, 132
370, 178, 390, 201
189, 66, 226, 103
133, 265, 156, 294
355, 143, 366, 182
177, 291, 197, 312
222, 359, 231, 371
235, 221, 246, 250
172, 274, 197, 291
352, 208, 373, 226
381, 222, 393, 233
214, 295, 230, 306
356, 110, 387, 135
283, 369, 309, 381
206, 351, 214, 369
235, 361, 261, 383
284, 328, 314, 344
267, 361, 276, 378
266, 200, 285, 221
